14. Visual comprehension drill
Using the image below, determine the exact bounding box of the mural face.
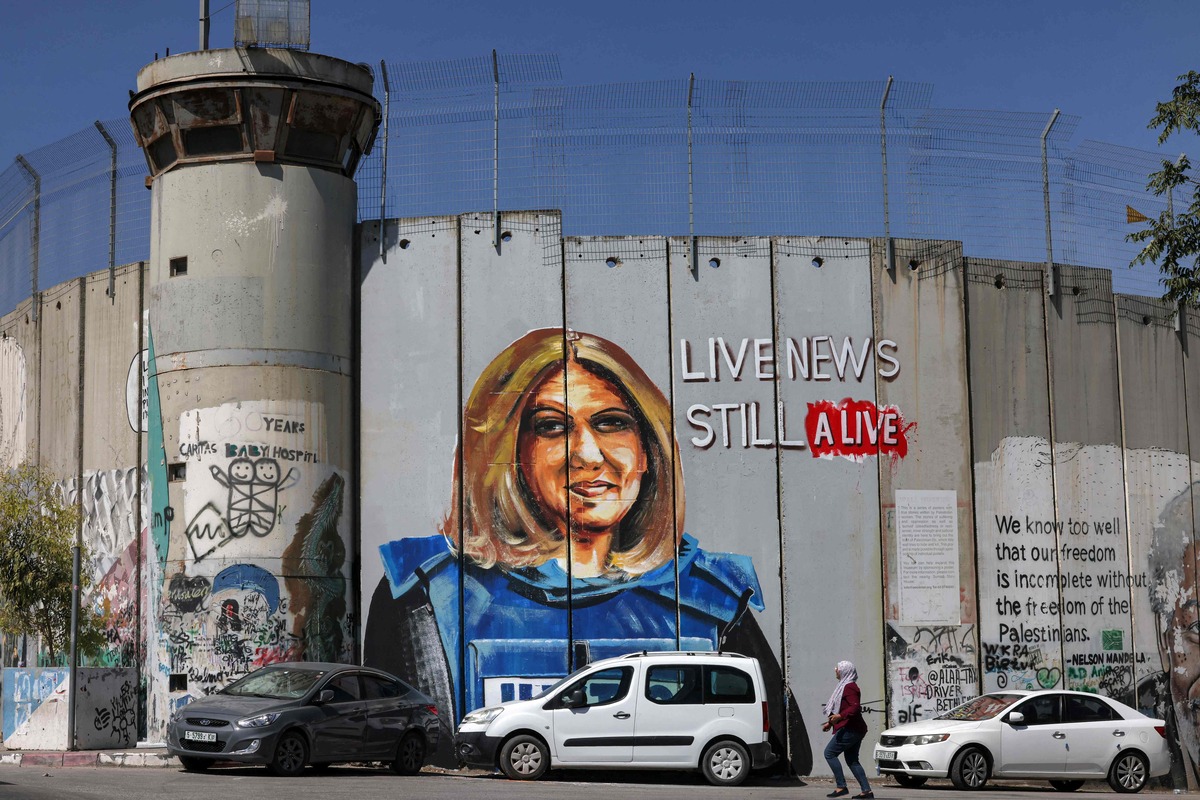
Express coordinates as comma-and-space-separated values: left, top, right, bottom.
518, 361, 648, 573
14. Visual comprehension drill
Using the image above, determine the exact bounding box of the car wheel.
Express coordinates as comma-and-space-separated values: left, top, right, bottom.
1108, 751, 1150, 793
950, 746, 990, 790
700, 739, 751, 787
499, 734, 549, 780
390, 732, 426, 775
178, 755, 211, 772
269, 731, 309, 777
893, 773, 928, 788
1050, 779, 1085, 792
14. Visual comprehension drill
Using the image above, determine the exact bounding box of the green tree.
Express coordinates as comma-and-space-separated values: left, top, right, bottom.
1129, 71, 1200, 306
0, 463, 104, 664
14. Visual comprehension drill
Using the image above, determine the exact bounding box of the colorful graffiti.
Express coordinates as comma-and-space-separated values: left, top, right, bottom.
58, 468, 146, 666
162, 562, 295, 688
0, 336, 26, 469
151, 399, 352, 720
283, 473, 348, 663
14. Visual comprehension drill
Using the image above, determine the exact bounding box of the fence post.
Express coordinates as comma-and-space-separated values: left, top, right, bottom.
880, 76, 894, 273
687, 73, 696, 281
95, 121, 118, 302
199, 0, 210, 50
68, 544, 80, 750
493, 49, 501, 249
14, 155, 39, 321
1041, 108, 1061, 297
379, 60, 389, 261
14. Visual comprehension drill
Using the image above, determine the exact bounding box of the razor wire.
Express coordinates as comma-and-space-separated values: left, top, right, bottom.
0, 53, 1189, 320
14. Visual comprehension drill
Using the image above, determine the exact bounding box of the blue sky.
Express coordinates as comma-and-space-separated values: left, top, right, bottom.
0, 0, 1195, 164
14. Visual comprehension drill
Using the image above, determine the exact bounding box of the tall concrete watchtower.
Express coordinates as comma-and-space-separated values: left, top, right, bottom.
129, 49, 379, 734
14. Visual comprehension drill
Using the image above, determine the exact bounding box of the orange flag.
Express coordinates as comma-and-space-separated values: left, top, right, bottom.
1127, 205, 1151, 224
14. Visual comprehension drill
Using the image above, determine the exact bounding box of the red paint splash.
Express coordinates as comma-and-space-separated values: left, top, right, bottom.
804, 398, 915, 460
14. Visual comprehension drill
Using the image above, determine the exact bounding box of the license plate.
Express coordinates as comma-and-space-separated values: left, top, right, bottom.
184, 730, 217, 743
876, 749, 897, 760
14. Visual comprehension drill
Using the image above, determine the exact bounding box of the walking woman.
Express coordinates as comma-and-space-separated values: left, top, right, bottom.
823, 660, 872, 799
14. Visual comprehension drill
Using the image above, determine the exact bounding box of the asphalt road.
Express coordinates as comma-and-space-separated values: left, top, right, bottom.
0, 766, 1181, 800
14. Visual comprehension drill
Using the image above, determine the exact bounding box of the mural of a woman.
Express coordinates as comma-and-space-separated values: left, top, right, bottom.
1148, 482, 1200, 788
365, 328, 809, 772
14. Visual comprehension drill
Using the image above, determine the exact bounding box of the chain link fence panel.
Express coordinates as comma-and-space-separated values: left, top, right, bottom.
0, 53, 1187, 318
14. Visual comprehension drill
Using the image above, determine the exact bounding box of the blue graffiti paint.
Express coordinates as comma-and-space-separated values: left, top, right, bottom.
211, 564, 281, 614
2, 668, 69, 740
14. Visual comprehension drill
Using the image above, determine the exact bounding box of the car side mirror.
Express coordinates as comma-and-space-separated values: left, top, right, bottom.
314, 689, 334, 705
563, 689, 586, 708
1007, 711, 1025, 725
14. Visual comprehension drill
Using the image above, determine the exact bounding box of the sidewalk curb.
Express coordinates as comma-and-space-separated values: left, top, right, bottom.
0, 750, 178, 768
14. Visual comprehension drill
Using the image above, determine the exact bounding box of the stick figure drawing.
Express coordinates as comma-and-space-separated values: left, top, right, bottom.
210, 457, 297, 537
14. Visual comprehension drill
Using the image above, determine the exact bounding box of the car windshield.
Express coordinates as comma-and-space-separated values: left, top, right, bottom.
221, 666, 327, 699
532, 664, 594, 700
935, 693, 1024, 721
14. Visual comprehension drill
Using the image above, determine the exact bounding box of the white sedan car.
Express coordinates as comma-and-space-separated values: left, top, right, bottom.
874, 690, 1170, 793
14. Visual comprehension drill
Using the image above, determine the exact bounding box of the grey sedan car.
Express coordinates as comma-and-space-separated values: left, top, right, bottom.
166, 661, 440, 776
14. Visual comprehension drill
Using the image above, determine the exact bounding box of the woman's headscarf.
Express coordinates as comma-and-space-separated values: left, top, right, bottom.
823, 660, 858, 717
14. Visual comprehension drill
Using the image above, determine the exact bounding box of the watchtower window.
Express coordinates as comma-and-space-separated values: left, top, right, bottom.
148, 136, 178, 172
184, 125, 245, 156
283, 127, 339, 162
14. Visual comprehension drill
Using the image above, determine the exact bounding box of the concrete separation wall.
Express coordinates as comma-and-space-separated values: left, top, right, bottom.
2, 668, 135, 750
10, 216, 1200, 785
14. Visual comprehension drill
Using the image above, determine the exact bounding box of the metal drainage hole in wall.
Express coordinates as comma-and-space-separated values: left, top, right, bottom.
994, 274, 1006, 289
709, 258, 721, 269
399, 239, 410, 249
1143, 315, 1152, 325
811, 257, 824, 268
1072, 285, 1081, 296
606, 257, 620, 268
501, 231, 513, 243
908, 259, 920, 271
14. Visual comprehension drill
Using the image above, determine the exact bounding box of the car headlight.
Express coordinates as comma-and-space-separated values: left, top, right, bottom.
909, 734, 950, 745
237, 712, 281, 728
460, 707, 504, 726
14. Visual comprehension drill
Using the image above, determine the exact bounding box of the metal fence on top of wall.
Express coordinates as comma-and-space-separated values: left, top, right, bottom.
0, 118, 149, 316
0, 51, 1188, 316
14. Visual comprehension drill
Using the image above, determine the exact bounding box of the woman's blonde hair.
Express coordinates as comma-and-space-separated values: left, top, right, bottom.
441, 328, 684, 576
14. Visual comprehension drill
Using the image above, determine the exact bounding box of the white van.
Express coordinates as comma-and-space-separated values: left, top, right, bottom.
455, 651, 776, 786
